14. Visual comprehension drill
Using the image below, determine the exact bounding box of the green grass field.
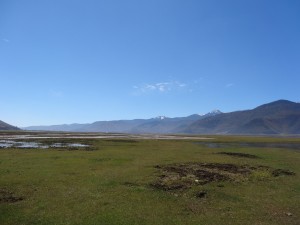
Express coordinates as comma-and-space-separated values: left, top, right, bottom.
0, 134, 299, 225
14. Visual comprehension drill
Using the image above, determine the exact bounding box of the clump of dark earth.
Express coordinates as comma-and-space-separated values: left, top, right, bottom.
0, 189, 24, 203
195, 191, 207, 198
217, 152, 260, 159
151, 162, 296, 192
272, 169, 295, 177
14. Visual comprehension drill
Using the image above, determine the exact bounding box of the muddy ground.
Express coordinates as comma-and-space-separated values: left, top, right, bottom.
217, 152, 260, 158
0, 189, 23, 203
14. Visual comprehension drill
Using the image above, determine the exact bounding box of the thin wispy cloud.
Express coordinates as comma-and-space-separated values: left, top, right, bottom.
2, 38, 10, 43
133, 81, 187, 94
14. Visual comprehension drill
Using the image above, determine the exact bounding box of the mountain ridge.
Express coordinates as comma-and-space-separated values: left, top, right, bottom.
183, 99, 300, 134
0, 120, 20, 131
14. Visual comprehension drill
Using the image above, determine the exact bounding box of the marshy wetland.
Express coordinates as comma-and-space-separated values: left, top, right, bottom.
0, 131, 299, 225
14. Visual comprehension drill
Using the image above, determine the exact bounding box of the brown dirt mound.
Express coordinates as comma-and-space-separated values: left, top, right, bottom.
151, 162, 295, 192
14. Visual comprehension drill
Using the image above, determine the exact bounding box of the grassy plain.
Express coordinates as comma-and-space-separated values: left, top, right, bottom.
0, 133, 299, 225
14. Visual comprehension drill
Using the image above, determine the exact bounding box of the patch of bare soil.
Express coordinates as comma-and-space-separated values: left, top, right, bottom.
0, 189, 24, 203
217, 152, 260, 159
272, 169, 296, 177
151, 163, 295, 192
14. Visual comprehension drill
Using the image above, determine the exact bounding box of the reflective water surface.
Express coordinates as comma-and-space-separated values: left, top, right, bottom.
0, 140, 89, 149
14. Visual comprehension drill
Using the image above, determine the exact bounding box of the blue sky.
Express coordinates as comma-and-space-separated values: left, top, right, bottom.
1, 0, 300, 127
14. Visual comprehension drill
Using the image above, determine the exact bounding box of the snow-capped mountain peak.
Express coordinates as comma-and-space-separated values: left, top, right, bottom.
154, 116, 168, 120
209, 109, 222, 114
198, 110, 222, 117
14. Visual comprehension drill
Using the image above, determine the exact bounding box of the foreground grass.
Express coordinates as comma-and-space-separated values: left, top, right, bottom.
0, 136, 299, 225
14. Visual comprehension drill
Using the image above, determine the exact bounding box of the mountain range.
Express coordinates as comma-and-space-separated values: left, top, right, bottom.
23, 110, 222, 133
2, 100, 300, 134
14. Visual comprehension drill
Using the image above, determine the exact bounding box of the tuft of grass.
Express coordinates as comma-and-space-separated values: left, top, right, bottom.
249, 169, 272, 181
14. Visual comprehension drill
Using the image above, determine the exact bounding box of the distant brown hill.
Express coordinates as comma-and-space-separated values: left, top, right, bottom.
0, 120, 20, 131
183, 100, 300, 134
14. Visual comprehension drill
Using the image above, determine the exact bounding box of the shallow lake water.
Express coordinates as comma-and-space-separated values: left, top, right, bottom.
0, 133, 213, 140
0, 140, 89, 149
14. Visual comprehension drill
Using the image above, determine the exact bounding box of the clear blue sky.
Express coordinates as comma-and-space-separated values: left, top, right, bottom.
1, 0, 299, 127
